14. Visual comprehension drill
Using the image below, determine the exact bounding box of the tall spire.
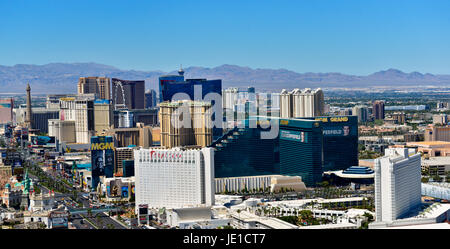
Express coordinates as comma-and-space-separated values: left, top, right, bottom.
25, 82, 33, 128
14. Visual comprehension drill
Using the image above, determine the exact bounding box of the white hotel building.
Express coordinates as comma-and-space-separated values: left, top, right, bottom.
374, 148, 422, 223
134, 147, 215, 211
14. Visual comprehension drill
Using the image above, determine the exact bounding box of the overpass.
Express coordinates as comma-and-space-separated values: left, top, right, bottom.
69, 207, 120, 215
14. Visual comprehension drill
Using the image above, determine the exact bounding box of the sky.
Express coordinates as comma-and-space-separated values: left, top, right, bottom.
1, 0, 450, 75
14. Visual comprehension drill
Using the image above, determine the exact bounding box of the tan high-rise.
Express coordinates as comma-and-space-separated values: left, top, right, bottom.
78, 77, 111, 100
160, 100, 212, 148
94, 100, 113, 135
280, 88, 324, 118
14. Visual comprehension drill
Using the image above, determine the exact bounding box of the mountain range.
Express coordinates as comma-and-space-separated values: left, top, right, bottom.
1, 63, 450, 94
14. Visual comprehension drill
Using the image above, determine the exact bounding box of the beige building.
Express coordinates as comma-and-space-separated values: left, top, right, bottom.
114, 147, 134, 175
159, 100, 212, 148
425, 125, 450, 142
48, 119, 76, 143
280, 88, 324, 118
78, 77, 111, 100
105, 122, 152, 148
432, 114, 448, 125
421, 156, 450, 176
58, 95, 95, 144
391, 113, 406, 124
406, 141, 450, 157
94, 100, 113, 135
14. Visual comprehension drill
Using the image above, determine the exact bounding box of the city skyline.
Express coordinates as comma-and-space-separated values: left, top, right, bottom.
1, 0, 450, 75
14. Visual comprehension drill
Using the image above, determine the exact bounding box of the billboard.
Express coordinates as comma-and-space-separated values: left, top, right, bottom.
91, 136, 115, 190
121, 186, 129, 198
30, 136, 56, 147
313, 116, 357, 137
0, 99, 13, 124
280, 130, 307, 142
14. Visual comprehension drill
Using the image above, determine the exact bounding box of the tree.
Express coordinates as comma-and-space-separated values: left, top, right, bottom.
432, 175, 442, 182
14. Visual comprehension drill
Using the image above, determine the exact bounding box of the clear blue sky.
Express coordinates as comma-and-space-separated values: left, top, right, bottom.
1, 0, 450, 75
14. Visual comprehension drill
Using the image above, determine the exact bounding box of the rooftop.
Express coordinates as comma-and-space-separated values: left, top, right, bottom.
384, 222, 450, 229
407, 141, 450, 147
422, 156, 450, 166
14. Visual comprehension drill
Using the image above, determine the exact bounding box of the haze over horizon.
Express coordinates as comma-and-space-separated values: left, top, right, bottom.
1, 0, 450, 75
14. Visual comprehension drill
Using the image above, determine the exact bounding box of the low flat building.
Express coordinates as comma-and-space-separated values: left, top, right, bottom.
166, 206, 231, 229
214, 175, 306, 194
407, 141, 450, 157
421, 156, 450, 175
231, 210, 298, 229
370, 203, 450, 229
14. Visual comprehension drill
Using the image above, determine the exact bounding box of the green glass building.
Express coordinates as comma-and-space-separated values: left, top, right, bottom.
212, 117, 324, 186
306, 116, 358, 172
279, 118, 323, 186
211, 125, 280, 178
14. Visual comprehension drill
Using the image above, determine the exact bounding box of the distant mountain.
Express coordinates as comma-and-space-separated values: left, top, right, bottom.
1, 63, 450, 94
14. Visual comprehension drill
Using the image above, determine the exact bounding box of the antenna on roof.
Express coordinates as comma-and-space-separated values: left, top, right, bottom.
178, 64, 185, 76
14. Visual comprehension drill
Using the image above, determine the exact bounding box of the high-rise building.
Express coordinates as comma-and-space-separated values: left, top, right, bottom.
280, 88, 324, 118
279, 118, 323, 186
159, 100, 212, 148
158, 73, 185, 103
159, 71, 222, 104
78, 77, 111, 100
158, 70, 222, 138
352, 105, 369, 123
93, 99, 113, 135
90, 136, 115, 190
311, 116, 358, 172
374, 148, 421, 223
118, 110, 134, 128
212, 117, 324, 186
15, 106, 59, 133
0, 98, 14, 124
46, 94, 78, 109
145, 89, 157, 109
114, 147, 134, 175
58, 94, 96, 144
105, 122, 152, 148
31, 109, 59, 134
134, 147, 215, 209
372, 100, 385, 120
48, 119, 76, 143
111, 78, 145, 110
212, 124, 280, 178
113, 109, 158, 128
222, 87, 256, 111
